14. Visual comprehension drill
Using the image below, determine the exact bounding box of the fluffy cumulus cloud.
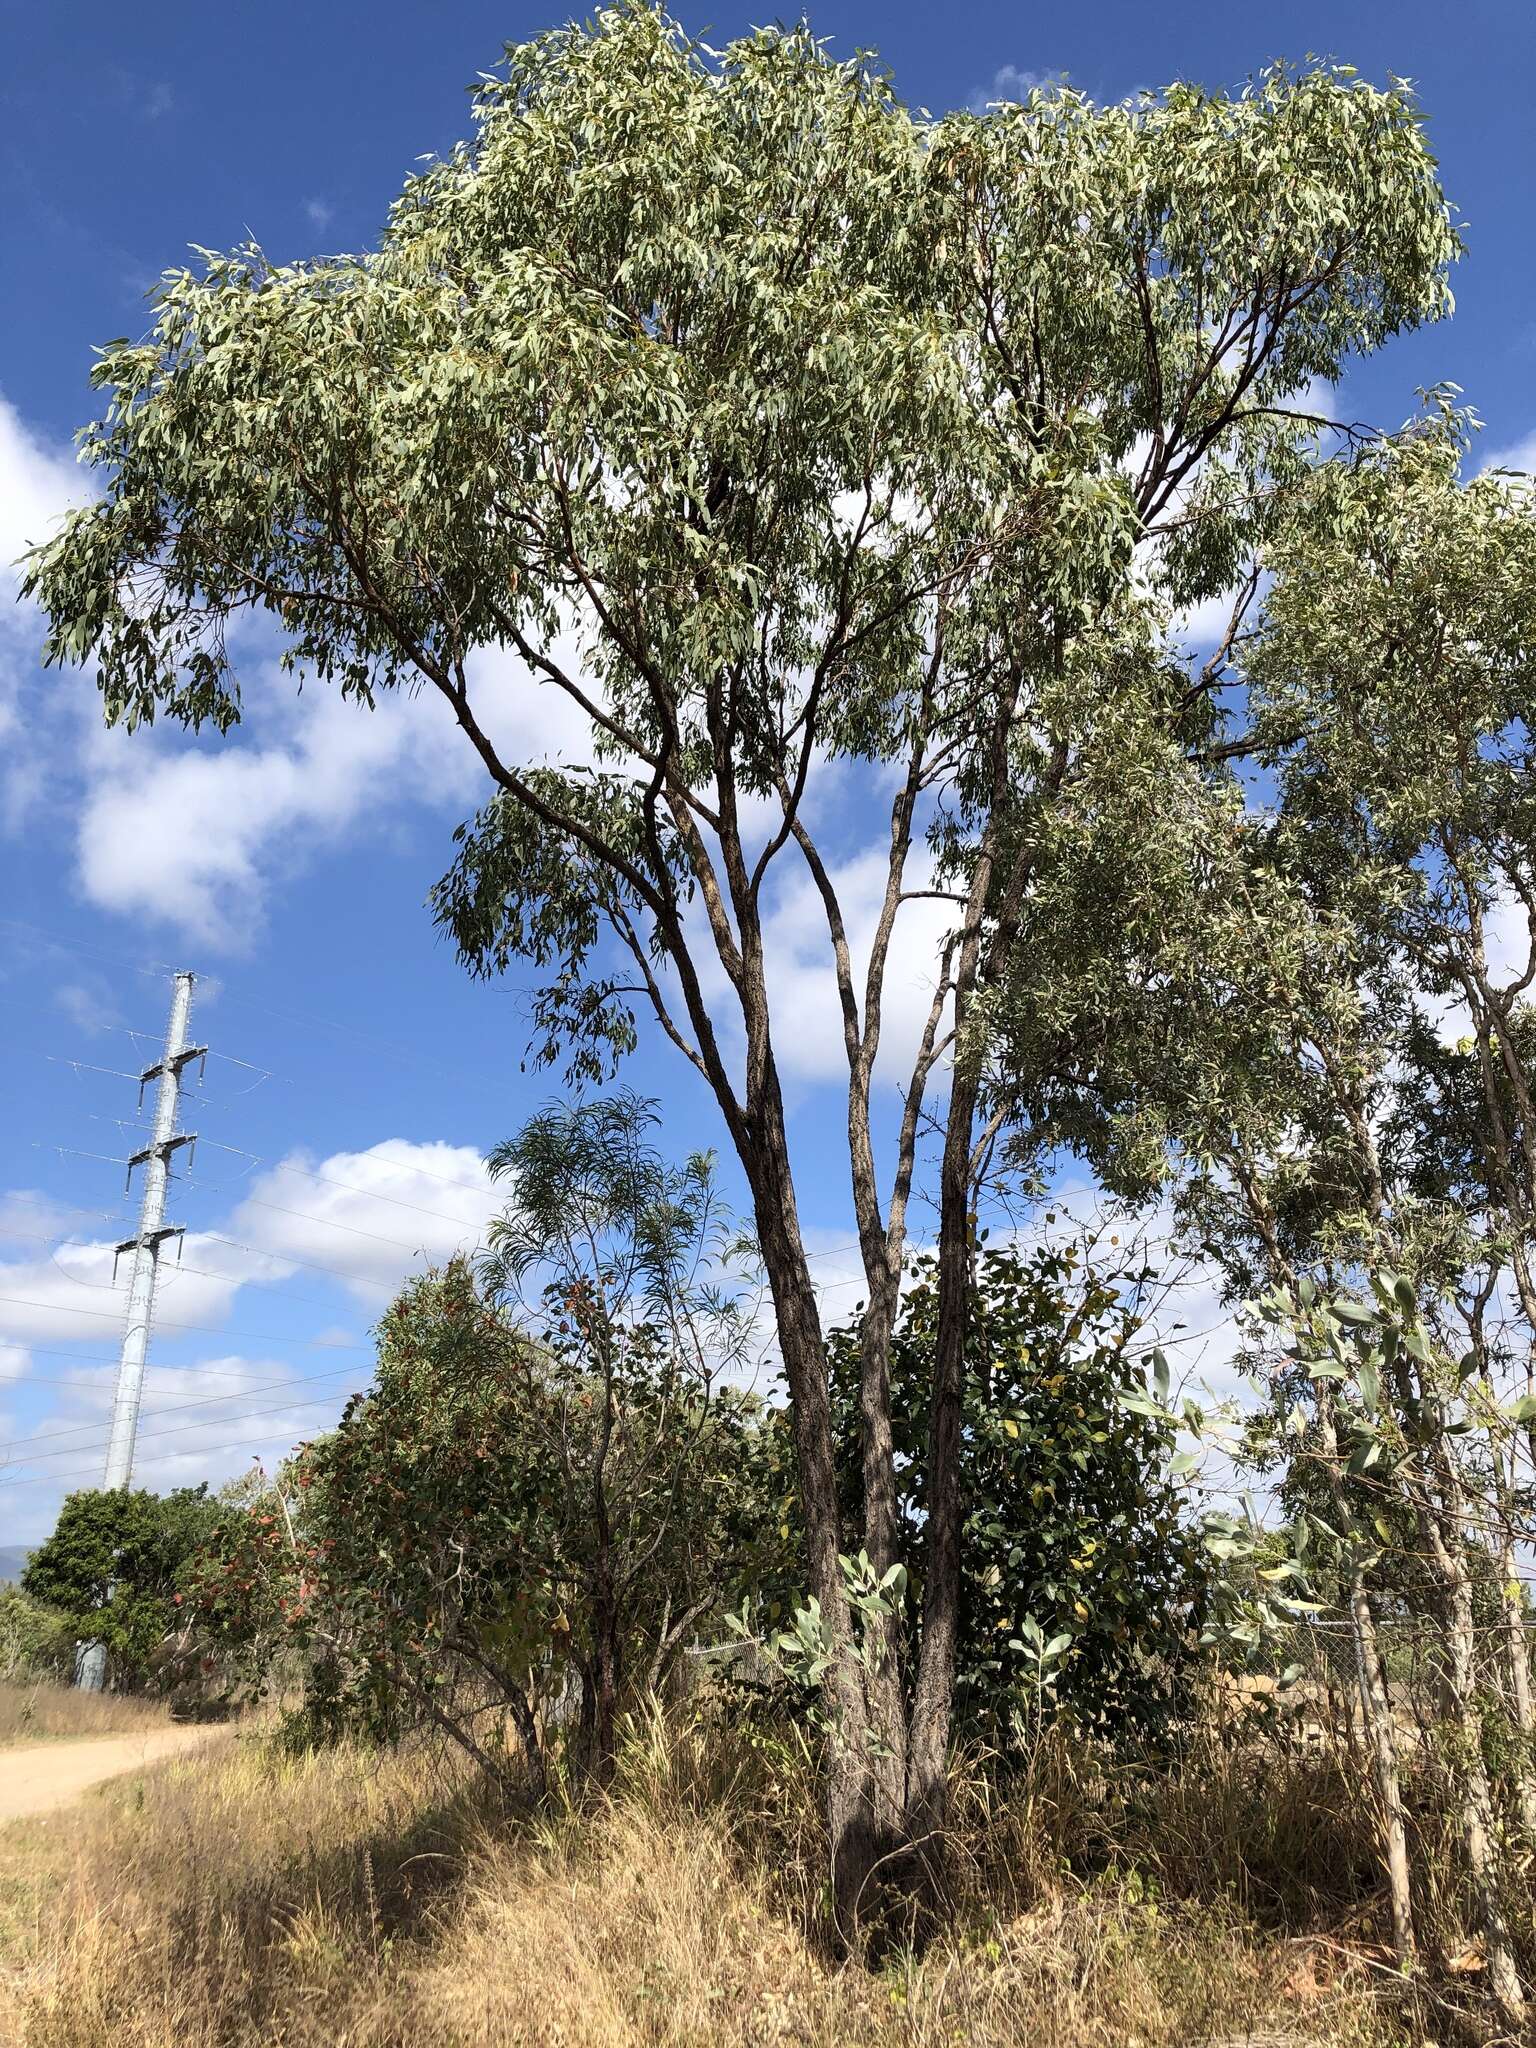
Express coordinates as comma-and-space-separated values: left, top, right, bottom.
702, 841, 956, 1089
0, 393, 611, 952
0, 1225, 293, 1351
1480, 424, 1536, 477
74, 625, 630, 950
0, 394, 95, 826
74, 672, 481, 947
0, 1137, 501, 1539
231, 1138, 503, 1297
0, 396, 87, 608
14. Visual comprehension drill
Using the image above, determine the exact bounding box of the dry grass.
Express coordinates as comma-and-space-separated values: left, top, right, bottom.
0, 1680, 173, 1746
0, 1703, 1426, 2048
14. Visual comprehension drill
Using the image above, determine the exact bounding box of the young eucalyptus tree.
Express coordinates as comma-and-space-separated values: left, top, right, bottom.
479, 1090, 756, 1777
26, 6, 1456, 1928
1027, 417, 1536, 2012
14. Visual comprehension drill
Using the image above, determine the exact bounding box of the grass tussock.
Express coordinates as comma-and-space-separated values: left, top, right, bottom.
0, 1680, 173, 1745
0, 1703, 1426, 2048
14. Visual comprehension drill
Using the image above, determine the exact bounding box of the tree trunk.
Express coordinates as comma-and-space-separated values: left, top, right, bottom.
504, 1683, 549, 1804
1422, 1469, 1526, 2027
1315, 1388, 1417, 1971
850, 1259, 915, 1908
1485, 1430, 1536, 1840
904, 1055, 981, 1894
901, 691, 1036, 1899
743, 1080, 906, 1939
1346, 1569, 1418, 1971
591, 1565, 620, 1786
1495, 1522, 1536, 1842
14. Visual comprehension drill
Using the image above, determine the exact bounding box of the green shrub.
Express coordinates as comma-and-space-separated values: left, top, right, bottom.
0, 1584, 76, 1681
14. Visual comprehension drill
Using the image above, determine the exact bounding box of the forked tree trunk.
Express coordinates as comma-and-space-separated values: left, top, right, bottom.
743, 1087, 907, 1939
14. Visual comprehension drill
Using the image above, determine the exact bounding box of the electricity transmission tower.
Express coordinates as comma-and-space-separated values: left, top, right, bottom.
76, 968, 205, 1692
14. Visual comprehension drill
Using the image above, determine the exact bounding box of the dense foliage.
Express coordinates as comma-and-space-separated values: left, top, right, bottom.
832, 1244, 1205, 1746
23, 1485, 220, 1690
191, 1203, 782, 1784
0, 1584, 76, 1681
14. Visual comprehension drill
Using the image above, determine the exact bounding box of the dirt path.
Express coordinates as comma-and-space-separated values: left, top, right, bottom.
0, 1728, 217, 1824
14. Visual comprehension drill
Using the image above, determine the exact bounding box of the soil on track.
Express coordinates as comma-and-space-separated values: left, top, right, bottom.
0, 1728, 217, 1823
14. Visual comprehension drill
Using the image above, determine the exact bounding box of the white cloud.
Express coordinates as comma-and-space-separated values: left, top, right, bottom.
1421, 893, 1534, 1047
0, 393, 615, 950
0, 1190, 102, 1249
0, 396, 86, 602
66, 625, 613, 951
55, 980, 121, 1037
0, 1142, 495, 1540
0, 1349, 370, 1538
303, 198, 335, 231
232, 1138, 502, 1297
75, 669, 482, 947
0, 395, 95, 826
968, 65, 1061, 112
1173, 587, 1245, 652
460, 630, 606, 772
713, 843, 956, 1087
0, 1227, 292, 1350
1481, 428, 1536, 478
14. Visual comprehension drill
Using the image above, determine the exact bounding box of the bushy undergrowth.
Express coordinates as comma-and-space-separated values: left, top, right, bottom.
0, 1589, 76, 1686
0, 1702, 1444, 2048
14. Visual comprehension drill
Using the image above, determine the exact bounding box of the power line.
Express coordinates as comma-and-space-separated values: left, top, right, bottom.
0, 919, 451, 1079
0, 1292, 372, 1349
0, 916, 185, 983
201, 1232, 394, 1294
9, 1353, 365, 1390
2, 916, 465, 1080
44, 1056, 153, 1085
4, 1226, 395, 1311
0, 1389, 357, 1489
216, 1190, 464, 1255
0, 1360, 371, 1460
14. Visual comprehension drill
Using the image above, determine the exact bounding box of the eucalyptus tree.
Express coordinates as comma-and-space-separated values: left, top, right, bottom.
1243, 419, 1536, 2015
1249, 412, 1536, 1316
26, 5, 1456, 1928
1032, 417, 1536, 2009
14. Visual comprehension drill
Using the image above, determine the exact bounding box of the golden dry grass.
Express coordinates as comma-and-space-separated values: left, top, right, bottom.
0, 1705, 1419, 2048
0, 1680, 174, 1745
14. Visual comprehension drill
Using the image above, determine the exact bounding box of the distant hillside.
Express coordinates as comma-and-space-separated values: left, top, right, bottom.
0, 1546, 30, 1584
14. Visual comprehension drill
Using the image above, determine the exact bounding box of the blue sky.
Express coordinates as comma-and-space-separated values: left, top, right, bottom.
3, 0, 1534, 1545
